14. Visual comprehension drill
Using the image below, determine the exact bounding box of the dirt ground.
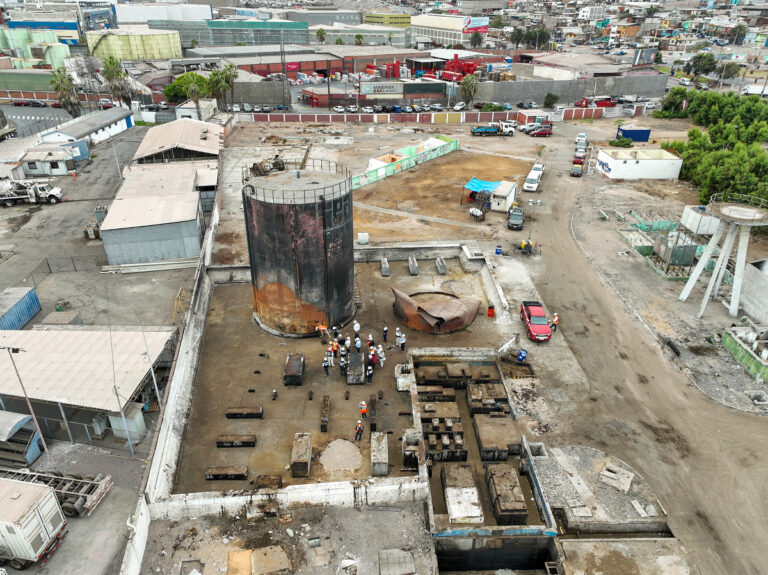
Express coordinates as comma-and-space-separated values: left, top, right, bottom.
526, 119, 768, 575
175, 260, 505, 494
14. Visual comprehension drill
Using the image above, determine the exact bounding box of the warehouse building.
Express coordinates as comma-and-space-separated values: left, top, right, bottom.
114, 3, 212, 25
86, 28, 183, 60
132, 118, 222, 164
364, 13, 412, 28
40, 108, 133, 146
6, 9, 80, 44
0, 327, 175, 447
410, 14, 489, 48
309, 23, 407, 47
148, 19, 309, 48
100, 166, 206, 266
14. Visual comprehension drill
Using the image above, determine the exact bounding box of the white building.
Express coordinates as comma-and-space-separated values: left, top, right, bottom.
40, 108, 134, 145
596, 148, 682, 180
175, 98, 219, 121
21, 143, 77, 177
114, 3, 212, 25
411, 15, 488, 48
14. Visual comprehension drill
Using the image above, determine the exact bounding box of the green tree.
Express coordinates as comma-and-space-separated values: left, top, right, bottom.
354, 34, 364, 46
222, 62, 239, 107
452, 43, 466, 49
717, 62, 741, 80
186, 83, 203, 120
102, 55, 131, 107
190, 38, 199, 48
206, 70, 228, 109
316, 28, 326, 44
49, 68, 82, 118
683, 52, 716, 82
490, 15, 504, 29
460, 74, 478, 104
654, 49, 663, 64
335, 37, 344, 45
470, 30, 483, 49
163, 72, 209, 103
645, 6, 660, 18
524, 28, 550, 48
730, 23, 747, 45
543, 92, 559, 108
511, 27, 525, 48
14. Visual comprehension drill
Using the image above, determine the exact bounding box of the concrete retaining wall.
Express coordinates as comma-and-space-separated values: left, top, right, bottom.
741, 261, 768, 325
722, 328, 768, 379
120, 496, 151, 575
475, 74, 668, 104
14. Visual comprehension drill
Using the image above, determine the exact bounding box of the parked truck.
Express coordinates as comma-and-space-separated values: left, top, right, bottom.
471, 122, 516, 137
0, 179, 62, 207
0, 478, 68, 570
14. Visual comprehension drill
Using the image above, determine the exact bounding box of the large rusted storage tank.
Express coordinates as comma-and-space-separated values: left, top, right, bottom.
242, 159, 354, 336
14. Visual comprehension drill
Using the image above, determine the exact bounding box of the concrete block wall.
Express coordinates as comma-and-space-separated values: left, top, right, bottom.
475, 74, 668, 105
232, 81, 291, 106
722, 329, 768, 379
741, 261, 768, 325
120, 497, 152, 575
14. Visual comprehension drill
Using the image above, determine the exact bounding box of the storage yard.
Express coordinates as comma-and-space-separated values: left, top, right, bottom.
1, 113, 767, 575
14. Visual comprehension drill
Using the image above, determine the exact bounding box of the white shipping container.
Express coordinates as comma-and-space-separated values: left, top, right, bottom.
0, 479, 66, 565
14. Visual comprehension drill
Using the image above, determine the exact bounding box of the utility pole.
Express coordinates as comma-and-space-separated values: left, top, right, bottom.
326, 59, 332, 110
279, 31, 287, 110
2, 347, 48, 454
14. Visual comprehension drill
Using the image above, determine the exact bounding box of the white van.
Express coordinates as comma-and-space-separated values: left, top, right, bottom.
523, 170, 542, 192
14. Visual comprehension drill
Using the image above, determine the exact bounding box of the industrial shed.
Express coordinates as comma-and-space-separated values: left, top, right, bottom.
132, 118, 222, 164
100, 167, 205, 265
0, 327, 175, 447
40, 108, 134, 145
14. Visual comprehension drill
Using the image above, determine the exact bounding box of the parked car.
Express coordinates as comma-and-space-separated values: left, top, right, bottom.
262, 105, 272, 113
382, 105, 394, 113
574, 132, 588, 144
142, 103, 160, 111
12, 100, 29, 106
430, 103, 444, 111
520, 301, 552, 342
503, 102, 513, 110
274, 104, 289, 110
346, 105, 358, 113
402, 106, 414, 113
232, 104, 241, 112
412, 104, 422, 112
50, 101, 62, 108
453, 101, 466, 111
507, 207, 524, 230
679, 78, 692, 86
373, 105, 383, 113
158, 101, 169, 110
636, 96, 650, 102
517, 101, 537, 109
473, 102, 486, 109
391, 105, 402, 113
644, 102, 657, 109
28, 100, 46, 107
696, 83, 709, 91
570, 164, 583, 177
98, 98, 113, 109
243, 103, 252, 112
530, 127, 552, 137
332, 106, 345, 113
252, 105, 262, 113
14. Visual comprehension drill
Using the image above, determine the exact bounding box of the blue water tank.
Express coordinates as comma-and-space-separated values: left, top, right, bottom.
517, 349, 528, 362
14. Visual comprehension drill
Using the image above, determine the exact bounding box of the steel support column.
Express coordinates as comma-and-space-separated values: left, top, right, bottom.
58, 402, 75, 444
679, 220, 727, 301
712, 222, 738, 299
698, 223, 736, 318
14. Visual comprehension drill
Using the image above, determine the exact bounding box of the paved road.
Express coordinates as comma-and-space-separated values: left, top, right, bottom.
0, 103, 72, 137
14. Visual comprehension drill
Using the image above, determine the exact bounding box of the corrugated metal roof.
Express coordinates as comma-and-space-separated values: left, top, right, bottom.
115, 165, 198, 198
0, 411, 32, 442
22, 143, 76, 163
0, 478, 53, 525
100, 193, 200, 231
132, 118, 222, 162
52, 108, 133, 140
0, 328, 175, 412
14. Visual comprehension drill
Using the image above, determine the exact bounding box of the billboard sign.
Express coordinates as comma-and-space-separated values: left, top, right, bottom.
286, 62, 300, 71
361, 82, 404, 95
462, 16, 488, 34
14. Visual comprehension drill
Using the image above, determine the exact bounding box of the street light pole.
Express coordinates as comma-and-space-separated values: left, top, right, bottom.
3, 347, 48, 454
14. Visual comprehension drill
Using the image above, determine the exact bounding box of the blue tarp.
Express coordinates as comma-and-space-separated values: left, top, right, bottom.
464, 178, 501, 193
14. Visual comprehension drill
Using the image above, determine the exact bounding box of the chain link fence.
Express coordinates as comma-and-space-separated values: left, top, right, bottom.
19, 255, 109, 288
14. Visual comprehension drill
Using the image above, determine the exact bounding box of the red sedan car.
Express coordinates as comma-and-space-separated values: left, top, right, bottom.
530, 127, 552, 137
12, 100, 28, 106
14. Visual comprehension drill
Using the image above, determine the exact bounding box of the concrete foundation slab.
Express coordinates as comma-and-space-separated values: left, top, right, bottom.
379, 548, 416, 575
371, 431, 389, 476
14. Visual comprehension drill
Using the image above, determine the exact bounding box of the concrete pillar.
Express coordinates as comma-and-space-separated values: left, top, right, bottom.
712, 222, 738, 299
698, 223, 736, 318
679, 220, 727, 302
729, 225, 751, 317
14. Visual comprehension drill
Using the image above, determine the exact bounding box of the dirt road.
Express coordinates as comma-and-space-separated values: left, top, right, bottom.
530, 122, 768, 575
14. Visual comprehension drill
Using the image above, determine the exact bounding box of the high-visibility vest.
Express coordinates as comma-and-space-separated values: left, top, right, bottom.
355, 425, 363, 433
332, 341, 338, 351
359, 404, 367, 414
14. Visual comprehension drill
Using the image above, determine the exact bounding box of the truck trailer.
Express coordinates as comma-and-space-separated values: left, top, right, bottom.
0, 478, 67, 570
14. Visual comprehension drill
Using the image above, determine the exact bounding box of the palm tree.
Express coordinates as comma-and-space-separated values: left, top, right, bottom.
470, 31, 483, 49
354, 34, 364, 46
50, 68, 82, 118
102, 55, 131, 107
460, 74, 478, 105
221, 62, 239, 107
207, 70, 228, 111
316, 28, 326, 44
730, 23, 747, 45
186, 83, 203, 120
